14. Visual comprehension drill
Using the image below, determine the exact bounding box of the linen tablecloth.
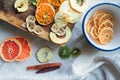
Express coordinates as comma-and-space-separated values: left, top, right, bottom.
0, 0, 120, 80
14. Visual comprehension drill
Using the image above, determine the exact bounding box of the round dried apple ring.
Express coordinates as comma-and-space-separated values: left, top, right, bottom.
98, 13, 114, 26
35, 3, 55, 26
50, 0, 65, 6
99, 27, 114, 45
98, 19, 114, 33
86, 18, 94, 34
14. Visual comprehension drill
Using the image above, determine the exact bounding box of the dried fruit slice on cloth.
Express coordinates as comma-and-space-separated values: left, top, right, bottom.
15, 36, 32, 61
36, 47, 53, 63
0, 38, 22, 62
35, 3, 55, 26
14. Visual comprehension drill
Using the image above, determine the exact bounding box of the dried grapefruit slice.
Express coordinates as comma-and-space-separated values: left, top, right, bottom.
35, 3, 55, 26
99, 27, 114, 45
37, 0, 50, 7
15, 37, 32, 61
50, 0, 64, 6
0, 38, 22, 62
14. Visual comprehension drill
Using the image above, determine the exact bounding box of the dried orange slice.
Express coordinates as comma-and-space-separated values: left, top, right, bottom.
35, 3, 55, 26
98, 19, 114, 33
86, 19, 94, 34
98, 13, 114, 26
50, 0, 64, 6
99, 27, 114, 45
36, 0, 50, 7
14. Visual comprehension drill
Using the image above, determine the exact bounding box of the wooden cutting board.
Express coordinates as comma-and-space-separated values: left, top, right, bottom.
0, 0, 74, 44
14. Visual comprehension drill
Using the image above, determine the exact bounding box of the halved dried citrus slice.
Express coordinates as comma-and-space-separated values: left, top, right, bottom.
15, 36, 32, 61
98, 13, 114, 26
99, 27, 114, 45
90, 26, 98, 39
0, 38, 22, 62
98, 19, 114, 33
86, 18, 94, 34
50, 0, 64, 6
36, 0, 51, 7
35, 3, 55, 26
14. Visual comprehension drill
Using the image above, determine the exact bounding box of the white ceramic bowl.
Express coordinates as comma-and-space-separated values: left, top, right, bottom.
82, 3, 120, 51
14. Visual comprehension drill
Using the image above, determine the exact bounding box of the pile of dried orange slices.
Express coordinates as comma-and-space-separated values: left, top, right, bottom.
86, 10, 114, 45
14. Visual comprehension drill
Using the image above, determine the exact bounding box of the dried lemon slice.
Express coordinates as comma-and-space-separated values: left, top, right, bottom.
93, 10, 107, 19
98, 19, 114, 33
99, 27, 114, 45
90, 27, 98, 39
98, 13, 114, 26
94, 12, 105, 28
86, 19, 94, 34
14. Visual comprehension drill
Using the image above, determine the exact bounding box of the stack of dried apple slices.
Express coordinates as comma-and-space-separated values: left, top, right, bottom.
49, 0, 89, 44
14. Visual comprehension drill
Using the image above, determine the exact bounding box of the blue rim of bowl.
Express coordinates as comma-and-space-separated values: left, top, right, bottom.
82, 3, 120, 51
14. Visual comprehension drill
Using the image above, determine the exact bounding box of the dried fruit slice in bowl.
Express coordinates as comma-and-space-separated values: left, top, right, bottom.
0, 38, 22, 62
98, 27, 114, 45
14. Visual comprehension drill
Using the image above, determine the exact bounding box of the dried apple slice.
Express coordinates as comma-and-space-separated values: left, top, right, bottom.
59, 1, 81, 23
55, 27, 66, 36
69, 0, 88, 13
50, 27, 72, 44
36, 47, 54, 63
51, 23, 65, 33
54, 11, 68, 25
34, 25, 44, 35
26, 22, 36, 32
14, 0, 29, 12
26, 15, 36, 23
